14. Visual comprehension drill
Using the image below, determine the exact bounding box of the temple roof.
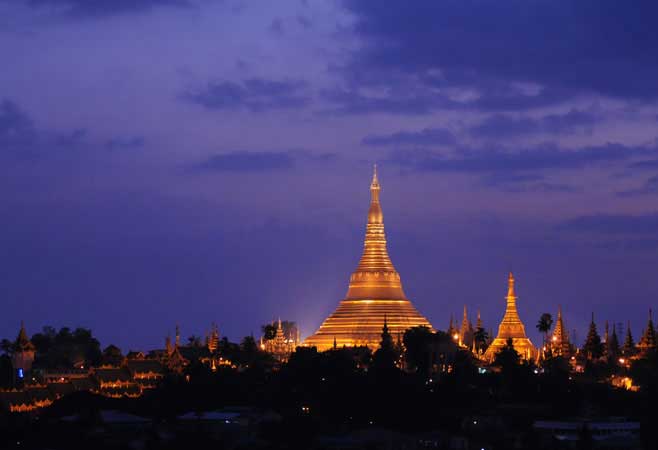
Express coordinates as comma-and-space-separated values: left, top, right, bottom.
14, 321, 35, 352
126, 359, 164, 375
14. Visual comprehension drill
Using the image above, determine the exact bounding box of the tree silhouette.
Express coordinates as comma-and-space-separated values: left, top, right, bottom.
536, 313, 553, 345
403, 326, 434, 374
494, 338, 520, 372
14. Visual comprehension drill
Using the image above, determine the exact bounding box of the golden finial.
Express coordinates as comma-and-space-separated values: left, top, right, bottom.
507, 272, 516, 298
371, 164, 380, 190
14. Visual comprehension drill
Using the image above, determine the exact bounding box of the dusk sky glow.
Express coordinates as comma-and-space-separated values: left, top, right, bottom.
2, 0, 658, 351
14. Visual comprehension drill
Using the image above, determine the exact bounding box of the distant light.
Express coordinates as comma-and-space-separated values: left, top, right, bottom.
17, 369, 24, 379
618, 358, 626, 364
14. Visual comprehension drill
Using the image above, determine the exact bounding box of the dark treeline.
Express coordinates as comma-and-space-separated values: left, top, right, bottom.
1, 325, 658, 449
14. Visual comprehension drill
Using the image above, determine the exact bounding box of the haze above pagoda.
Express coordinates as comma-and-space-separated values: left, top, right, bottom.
303, 167, 434, 350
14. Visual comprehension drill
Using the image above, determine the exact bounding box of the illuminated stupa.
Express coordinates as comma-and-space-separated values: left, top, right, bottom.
303, 167, 434, 350
483, 272, 536, 361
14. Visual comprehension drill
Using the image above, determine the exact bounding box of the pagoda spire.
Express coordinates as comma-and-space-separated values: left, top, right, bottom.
623, 320, 636, 356
499, 272, 525, 332
551, 305, 570, 356
17, 321, 29, 344
344, 165, 406, 300
459, 305, 471, 347
483, 272, 535, 362
639, 308, 657, 352
583, 312, 603, 360
15, 321, 33, 351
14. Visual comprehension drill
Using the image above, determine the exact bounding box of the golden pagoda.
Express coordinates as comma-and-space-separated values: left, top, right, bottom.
483, 272, 536, 362
303, 166, 434, 350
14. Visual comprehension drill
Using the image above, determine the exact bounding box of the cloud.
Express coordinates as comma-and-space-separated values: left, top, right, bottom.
362, 127, 455, 146
384, 142, 655, 193
480, 172, 579, 193
322, 80, 579, 116
386, 143, 652, 174
559, 213, 658, 234
296, 15, 312, 29
339, 0, 658, 112
0, 99, 36, 148
616, 175, 658, 197
106, 136, 145, 150
197, 151, 296, 171
185, 78, 309, 112
269, 17, 284, 36
626, 159, 658, 170
468, 108, 601, 139
55, 128, 87, 147
19, 0, 192, 17
321, 88, 446, 115
195, 149, 338, 172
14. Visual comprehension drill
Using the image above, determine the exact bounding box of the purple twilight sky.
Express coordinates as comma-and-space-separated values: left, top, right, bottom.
2, 0, 658, 351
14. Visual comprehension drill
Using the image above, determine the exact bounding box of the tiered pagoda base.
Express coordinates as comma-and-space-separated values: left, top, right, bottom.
304, 299, 433, 350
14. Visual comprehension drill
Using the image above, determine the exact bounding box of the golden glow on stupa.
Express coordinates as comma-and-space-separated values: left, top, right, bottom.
483, 272, 536, 361
303, 166, 434, 350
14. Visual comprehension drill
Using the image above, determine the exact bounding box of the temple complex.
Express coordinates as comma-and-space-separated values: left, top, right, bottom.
303, 167, 434, 350
261, 319, 299, 362
483, 272, 536, 362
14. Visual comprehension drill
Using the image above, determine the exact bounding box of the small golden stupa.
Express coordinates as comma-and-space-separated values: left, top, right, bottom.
303, 166, 434, 350
483, 272, 536, 361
